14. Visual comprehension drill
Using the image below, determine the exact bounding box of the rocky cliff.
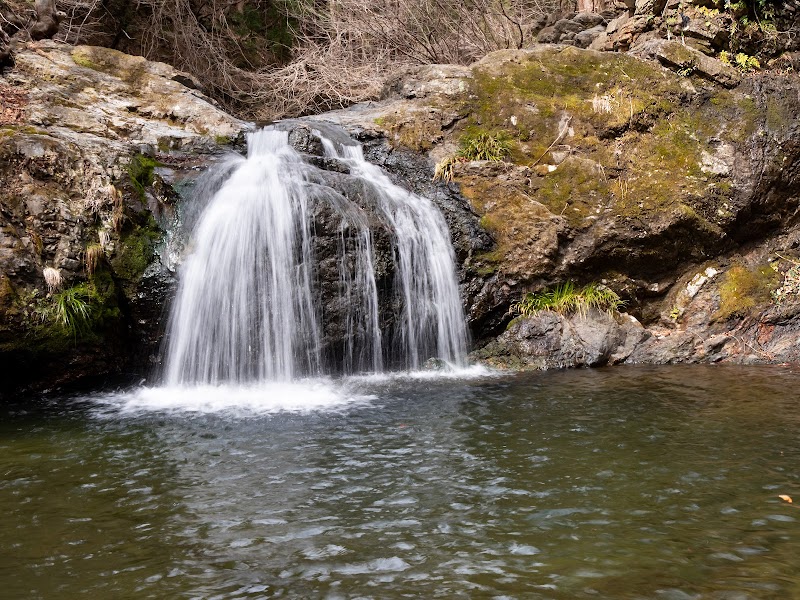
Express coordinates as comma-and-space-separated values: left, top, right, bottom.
0, 42, 243, 395
314, 43, 800, 368
2, 24, 800, 394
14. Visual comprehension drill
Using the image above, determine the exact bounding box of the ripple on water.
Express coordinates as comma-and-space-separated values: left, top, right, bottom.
4, 365, 800, 599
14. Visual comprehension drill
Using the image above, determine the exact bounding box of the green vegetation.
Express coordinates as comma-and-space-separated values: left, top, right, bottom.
71, 46, 148, 88
48, 285, 94, 339
458, 130, 511, 162
719, 50, 760, 72
127, 154, 160, 200
512, 282, 624, 317
716, 263, 779, 320
434, 130, 511, 182
110, 220, 161, 282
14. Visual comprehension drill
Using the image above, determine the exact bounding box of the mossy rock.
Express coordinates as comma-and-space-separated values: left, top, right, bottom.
127, 153, 160, 200
716, 263, 779, 321
110, 214, 163, 284
72, 46, 150, 88
426, 46, 768, 283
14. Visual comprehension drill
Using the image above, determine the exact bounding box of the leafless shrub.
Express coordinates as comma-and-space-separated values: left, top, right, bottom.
57, 0, 106, 45
56, 0, 560, 119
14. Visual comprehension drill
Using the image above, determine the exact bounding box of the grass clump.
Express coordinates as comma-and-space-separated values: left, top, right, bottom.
512, 282, 624, 317
42, 267, 63, 293
434, 155, 460, 183
48, 285, 94, 339
434, 131, 511, 181
716, 263, 779, 320
458, 131, 511, 161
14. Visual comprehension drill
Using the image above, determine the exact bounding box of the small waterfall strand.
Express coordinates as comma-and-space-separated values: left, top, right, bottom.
319, 135, 468, 369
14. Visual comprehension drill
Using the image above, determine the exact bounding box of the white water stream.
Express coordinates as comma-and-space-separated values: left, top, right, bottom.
163, 126, 468, 387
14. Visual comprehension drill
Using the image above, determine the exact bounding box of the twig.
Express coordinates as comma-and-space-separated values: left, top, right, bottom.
532, 116, 572, 167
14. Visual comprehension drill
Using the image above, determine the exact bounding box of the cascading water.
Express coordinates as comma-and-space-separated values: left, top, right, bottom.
163, 125, 467, 386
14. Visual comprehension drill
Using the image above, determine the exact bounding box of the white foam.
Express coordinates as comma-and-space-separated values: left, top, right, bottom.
93, 380, 373, 416
345, 363, 497, 384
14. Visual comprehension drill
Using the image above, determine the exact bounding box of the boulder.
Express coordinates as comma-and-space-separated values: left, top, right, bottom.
472, 309, 649, 370
629, 38, 741, 87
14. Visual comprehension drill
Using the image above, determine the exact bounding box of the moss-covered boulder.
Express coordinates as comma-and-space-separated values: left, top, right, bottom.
316, 45, 800, 344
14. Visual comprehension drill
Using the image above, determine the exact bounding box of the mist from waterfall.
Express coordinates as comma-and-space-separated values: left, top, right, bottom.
163, 126, 467, 386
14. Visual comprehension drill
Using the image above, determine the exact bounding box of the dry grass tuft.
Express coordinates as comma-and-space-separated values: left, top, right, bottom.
43, 266, 63, 293
84, 243, 104, 275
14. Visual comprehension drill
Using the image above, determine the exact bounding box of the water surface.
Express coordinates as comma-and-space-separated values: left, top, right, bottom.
2, 365, 799, 598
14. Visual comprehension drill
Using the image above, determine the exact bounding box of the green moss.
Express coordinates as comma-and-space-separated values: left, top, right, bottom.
71, 51, 96, 70
472, 247, 505, 276
537, 159, 611, 226
716, 263, 779, 320
466, 47, 685, 165
214, 135, 232, 145
710, 91, 758, 142
766, 98, 790, 133
0, 125, 48, 137
110, 219, 162, 282
127, 154, 161, 200
71, 46, 148, 88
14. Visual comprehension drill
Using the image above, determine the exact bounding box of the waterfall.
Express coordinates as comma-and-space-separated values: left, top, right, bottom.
163, 126, 467, 385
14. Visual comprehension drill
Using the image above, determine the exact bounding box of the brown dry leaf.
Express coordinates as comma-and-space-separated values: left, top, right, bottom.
778, 494, 793, 503
0, 83, 28, 126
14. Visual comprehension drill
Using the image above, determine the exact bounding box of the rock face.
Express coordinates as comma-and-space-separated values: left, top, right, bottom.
0, 41, 245, 396
314, 44, 800, 367
3, 31, 800, 392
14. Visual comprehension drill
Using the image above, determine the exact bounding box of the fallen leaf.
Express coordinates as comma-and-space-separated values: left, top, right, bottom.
778, 494, 793, 503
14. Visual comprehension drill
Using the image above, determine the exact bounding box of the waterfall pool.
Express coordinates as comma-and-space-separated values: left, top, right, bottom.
2, 364, 799, 598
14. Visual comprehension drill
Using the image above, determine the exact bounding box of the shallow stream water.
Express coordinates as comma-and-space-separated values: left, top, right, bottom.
2, 365, 799, 599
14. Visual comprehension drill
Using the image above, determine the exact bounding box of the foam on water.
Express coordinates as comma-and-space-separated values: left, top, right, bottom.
91, 366, 496, 417
345, 364, 497, 385
93, 380, 374, 417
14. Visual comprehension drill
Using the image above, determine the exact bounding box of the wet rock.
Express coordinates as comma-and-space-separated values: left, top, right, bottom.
472, 309, 649, 370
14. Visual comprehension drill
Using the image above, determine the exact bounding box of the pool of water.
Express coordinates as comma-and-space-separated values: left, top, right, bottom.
2, 365, 799, 599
